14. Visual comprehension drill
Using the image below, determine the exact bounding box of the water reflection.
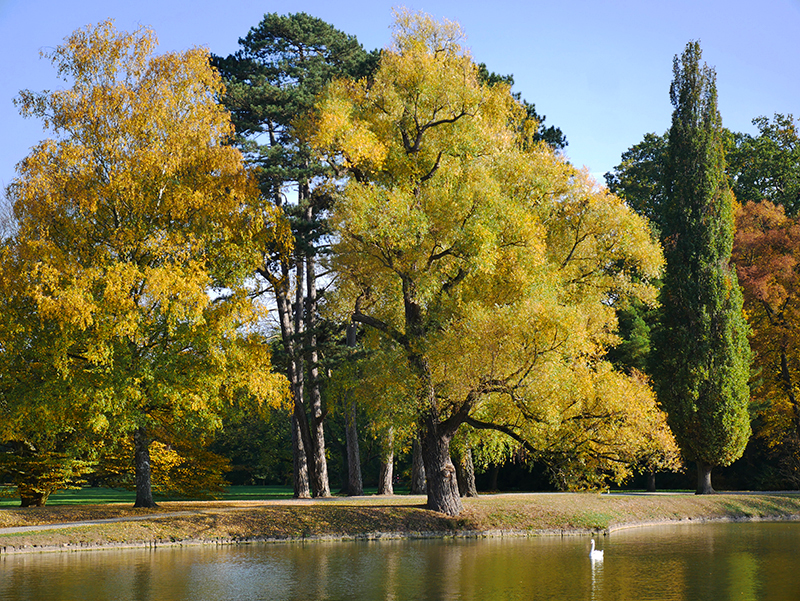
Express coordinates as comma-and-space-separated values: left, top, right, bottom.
590, 553, 604, 601
2, 522, 800, 600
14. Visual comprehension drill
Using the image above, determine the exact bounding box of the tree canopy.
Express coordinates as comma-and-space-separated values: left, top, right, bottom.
728, 114, 800, 216
0, 21, 289, 507
214, 12, 379, 201
733, 200, 800, 484
604, 132, 668, 233
305, 10, 672, 514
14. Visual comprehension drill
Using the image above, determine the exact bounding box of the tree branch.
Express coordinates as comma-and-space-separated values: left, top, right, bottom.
464, 416, 538, 455
351, 310, 409, 349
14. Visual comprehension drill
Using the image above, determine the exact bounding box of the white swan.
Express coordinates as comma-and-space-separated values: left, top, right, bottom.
590, 539, 604, 560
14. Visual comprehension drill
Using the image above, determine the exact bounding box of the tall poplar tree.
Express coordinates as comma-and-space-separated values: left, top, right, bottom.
652, 41, 751, 494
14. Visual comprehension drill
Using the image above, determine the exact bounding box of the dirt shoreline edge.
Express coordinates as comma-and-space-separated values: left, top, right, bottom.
3, 492, 800, 556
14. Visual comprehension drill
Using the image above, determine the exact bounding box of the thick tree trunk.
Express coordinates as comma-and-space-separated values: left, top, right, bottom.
377, 428, 394, 496
646, 469, 657, 493
19, 488, 49, 507
404, 283, 462, 514
378, 452, 394, 496
420, 417, 463, 516
410, 435, 427, 494
308, 410, 330, 497
345, 399, 363, 496
696, 461, 715, 494
455, 447, 478, 498
133, 426, 157, 508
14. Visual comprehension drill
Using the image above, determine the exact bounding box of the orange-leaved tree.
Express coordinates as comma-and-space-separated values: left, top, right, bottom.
1, 21, 289, 507
733, 199, 800, 484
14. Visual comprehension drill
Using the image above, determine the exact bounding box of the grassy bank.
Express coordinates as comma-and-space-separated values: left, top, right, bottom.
3, 492, 800, 555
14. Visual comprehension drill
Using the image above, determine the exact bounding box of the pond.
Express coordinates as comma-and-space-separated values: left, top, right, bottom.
2, 522, 800, 600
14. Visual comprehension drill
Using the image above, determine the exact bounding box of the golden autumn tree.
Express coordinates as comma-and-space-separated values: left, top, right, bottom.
1, 21, 289, 507
305, 11, 673, 515
0, 244, 100, 506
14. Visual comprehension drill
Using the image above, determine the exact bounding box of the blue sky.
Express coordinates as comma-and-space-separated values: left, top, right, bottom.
2, 0, 799, 192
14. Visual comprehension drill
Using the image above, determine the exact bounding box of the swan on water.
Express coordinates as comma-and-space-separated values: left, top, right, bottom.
590, 539, 604, 560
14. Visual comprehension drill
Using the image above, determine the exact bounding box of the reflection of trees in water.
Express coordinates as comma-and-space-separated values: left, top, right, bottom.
383, 538, 590, 599
132, 552, 152, 601
243, 538, 593, 599
728, 551, 759, 601
7, 525, 800, 599
606, 523, 765, 600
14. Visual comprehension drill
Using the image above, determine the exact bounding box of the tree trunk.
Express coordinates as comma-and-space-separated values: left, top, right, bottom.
378, 428, 394, 496
308, 404, 330, 497
489, 463, 500, 491
292, 412, 311, 498
455, 447, 478, 498
19, 488, 49, 507
343, 322, 362, 496
420, 417, 463, 516
696, 461, 715, 494
345, 398, 363, 496
404, 284, 462, 514
288, 252, 328, 498
133, 426, 157, 508
410, 435, 427, 494
262, 186, 331, 499
269, 257, 313, 500
646, 469, 656, 493
304, 205, 331, 498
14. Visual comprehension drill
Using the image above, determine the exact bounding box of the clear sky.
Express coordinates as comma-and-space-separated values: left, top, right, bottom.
1, 0, 799, 192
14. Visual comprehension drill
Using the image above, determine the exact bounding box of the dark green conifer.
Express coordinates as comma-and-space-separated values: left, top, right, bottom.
651, 41, 751, 494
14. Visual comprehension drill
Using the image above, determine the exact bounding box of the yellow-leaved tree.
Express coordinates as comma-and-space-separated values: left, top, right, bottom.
1, 21, 289, 507
305, 10, 675, 515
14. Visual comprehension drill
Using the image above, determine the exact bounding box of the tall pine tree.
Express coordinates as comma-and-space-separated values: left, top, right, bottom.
652, 41, 751, 494
213, 14, 378, 498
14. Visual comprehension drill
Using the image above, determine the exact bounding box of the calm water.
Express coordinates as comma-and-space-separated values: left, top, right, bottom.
2, 522, 800, 600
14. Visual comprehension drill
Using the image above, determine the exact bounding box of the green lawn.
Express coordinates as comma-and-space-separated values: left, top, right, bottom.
0, 485, 296, 507
0, 484, 411, 507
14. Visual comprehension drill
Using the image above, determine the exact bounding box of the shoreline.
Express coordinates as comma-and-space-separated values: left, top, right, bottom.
3, 492, 800, 556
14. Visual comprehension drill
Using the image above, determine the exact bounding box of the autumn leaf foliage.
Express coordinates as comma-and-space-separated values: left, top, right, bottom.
1, 21, 289, 506
305, 10, 675, 512
733, 200, 800, 483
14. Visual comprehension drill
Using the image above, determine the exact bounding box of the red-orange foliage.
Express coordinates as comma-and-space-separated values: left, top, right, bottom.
734, 200, 800, 482
735, 200, 800, 310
